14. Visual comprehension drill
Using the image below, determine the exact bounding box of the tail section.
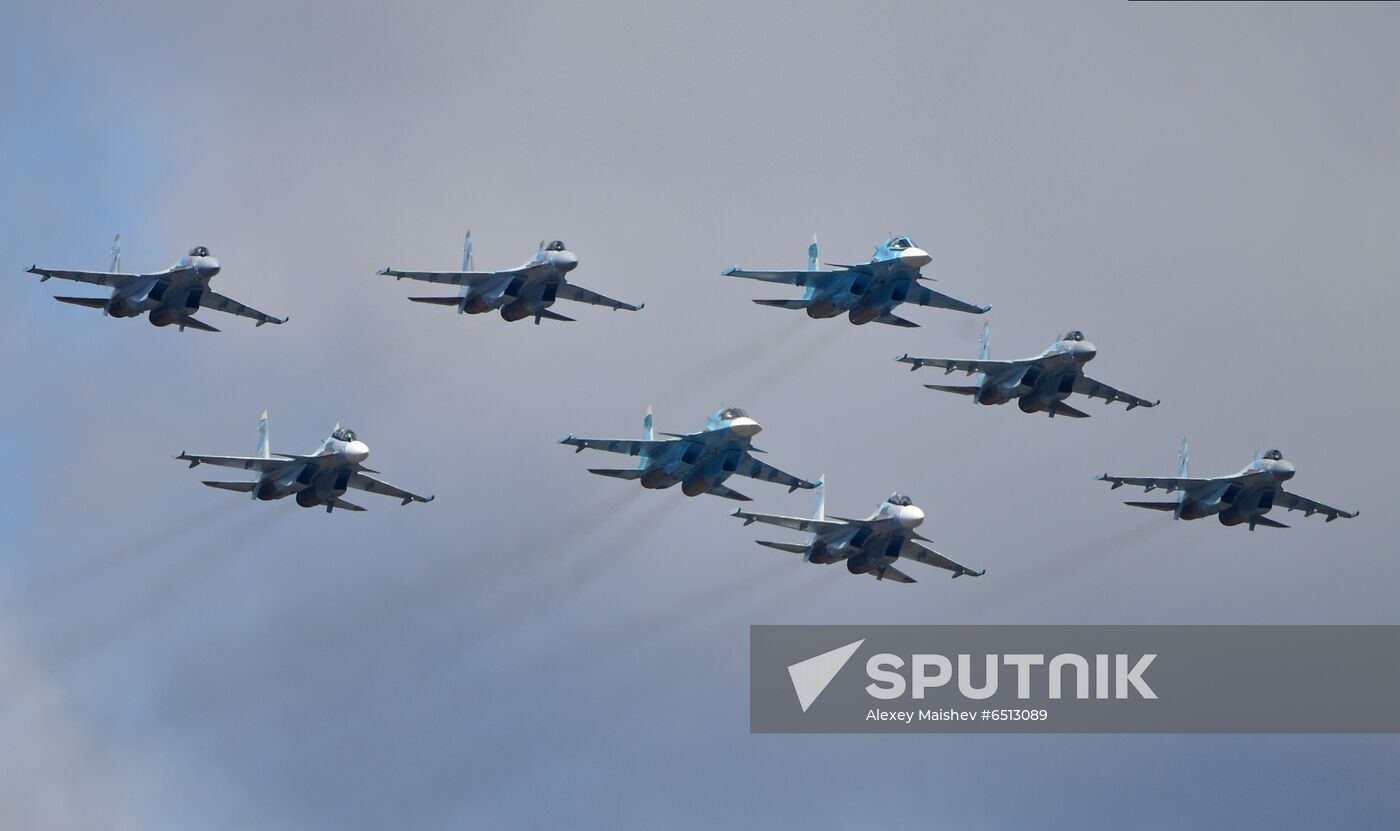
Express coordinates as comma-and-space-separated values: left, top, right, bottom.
753, 299, 810, 310
640, 406, 654, 469
257, 410, 271, 459
756, 540, 807, 554
812, 475, 826, 522
588, 468, 646, 480
979, 321, 991, 360
924, 383, 980, 397
1124, 500, 1178, 512
1047, 401, 1090, 419
110, 234, 121, 272
202, 480, 257, 493
1175, 438, 1189, 518
53, 296, 108, 309
533, 309, 575, 324
458, 230, 473, 312
803, 234, 819, 300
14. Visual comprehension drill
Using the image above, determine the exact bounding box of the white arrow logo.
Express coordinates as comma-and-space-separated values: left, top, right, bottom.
787, 639, 865, 712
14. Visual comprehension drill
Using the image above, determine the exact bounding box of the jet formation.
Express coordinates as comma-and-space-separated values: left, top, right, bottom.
176, 412, 433, 513
732, 482, 984, 583
1097, 441, 1357, 530
23, 237, 287, 332
378, 232, 643, 324
896, 325, 1158, 418
560, 407, 817, 501
724, 235, 990, 328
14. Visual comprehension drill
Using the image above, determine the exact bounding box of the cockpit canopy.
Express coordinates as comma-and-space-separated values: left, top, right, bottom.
1262, 449, 1283, 461
887, 493, 912, 507
718, 407, 749, 421
545, 240, 566, 252
332, 427, 358, 442
1064, 330, 1086, 342
887, 237, 913, 251
188, 246, 210, 257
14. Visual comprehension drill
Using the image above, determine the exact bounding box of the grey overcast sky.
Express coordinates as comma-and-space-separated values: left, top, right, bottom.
2, 1, 1398, 827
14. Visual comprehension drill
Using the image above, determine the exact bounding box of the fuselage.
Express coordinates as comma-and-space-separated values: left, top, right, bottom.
974, 331, 1097, 413
105, 246, 222, 327
636, 408, 763, 495
807, 496, 926, 577
803, 236, 933, 324
1177, 452, 1297, 526
461, 241, 578, 320
254, 428, 370, 508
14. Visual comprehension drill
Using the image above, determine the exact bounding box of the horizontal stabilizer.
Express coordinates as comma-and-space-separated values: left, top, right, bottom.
752, 299, 810, 309
873, 313, 919, 328
178, 317, 220, 333
705, 483, 752, 501
875, 564, 917, 583
53, 296, 108, 309
924, 383, 980, 396
407, 296, 462, 306
1124, 500, 1178, 511
755, 540, 807, 554
202, 480, 257, 493
327, 496, 367, 513
1250, 516, 1290, 530
587, 468, 646, 480
1048, 401, 1090, 419
535, 309, 575, 323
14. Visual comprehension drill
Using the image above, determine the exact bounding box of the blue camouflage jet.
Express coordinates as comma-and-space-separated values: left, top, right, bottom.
559, 407, 818, 501
723, 235, 990, 327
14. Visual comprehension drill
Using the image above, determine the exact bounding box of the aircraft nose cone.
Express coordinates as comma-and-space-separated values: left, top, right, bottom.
201, 257, 221, 276
729, 416, 762, 437
1074, 341, 1097, 361
344, 440, 370, 463
898, 505, 925, 529
1273, 460, 1295, 480
555, 250, 578, 271
901, 247, 933, 269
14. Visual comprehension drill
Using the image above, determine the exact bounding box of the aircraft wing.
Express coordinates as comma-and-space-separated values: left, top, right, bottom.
200, 290, 288, 326
735, 454, 818, 491
1073, 375, 1159, 410
24, 266, 146, 289
729, 508, 848, 533
907, 283, 991, 315
376, 266, 520, 287
721, 267, 841, 289
559, 435, 673, 457
894, 354, 1025, 375
1272, 491, 1358, 522
175, 452, 290, 473
900, 541, 985, 578
348, 472, 434, 505
1096, 473, 1216, 493
555, 282, 643, 312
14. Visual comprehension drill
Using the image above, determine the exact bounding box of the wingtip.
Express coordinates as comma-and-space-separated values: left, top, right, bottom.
978, 304, 992, 314
722, 266, 738, 275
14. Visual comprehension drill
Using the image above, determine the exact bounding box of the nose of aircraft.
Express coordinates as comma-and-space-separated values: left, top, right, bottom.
897, 505, 925, 529
1272, 459, 1295, 480
1072, 340, 1097, 361
554, 250, 578, 271
344, 440, 370, 463
728, 416, 762, 437
200, 257, 221, 276
899, 247, 933, 269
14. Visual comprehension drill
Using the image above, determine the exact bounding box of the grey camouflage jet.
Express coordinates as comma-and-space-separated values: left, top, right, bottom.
1096, 440, 1358, 530
378, 231, 643, 324
731, 481, 985, 584
559, 407, 817, 501
896, 324, 1158, 418
723, 235, 989, 327
176, 411, 434, 513
22, 236, 287, 332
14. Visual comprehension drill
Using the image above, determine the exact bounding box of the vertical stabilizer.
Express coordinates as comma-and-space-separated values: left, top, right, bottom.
639, 406, 655, 469
258, 410, 271, 459
110, 234, 121, 272
457, 230, 474, 311
812, 475, 825, 522
807, 235, 820, 272
1175, 438, 1189, 518
979, 321, 991, 360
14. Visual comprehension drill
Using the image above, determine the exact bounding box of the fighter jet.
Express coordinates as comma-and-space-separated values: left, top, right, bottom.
731, 481, 985, 584
176, 412, 434, 513
559, 407, 817, 501
21, 236, 287, 332
1096, 440, 1358, 530
895, 324, 1158, 418
722, 235, 989, 327
377, 231, 643, 324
